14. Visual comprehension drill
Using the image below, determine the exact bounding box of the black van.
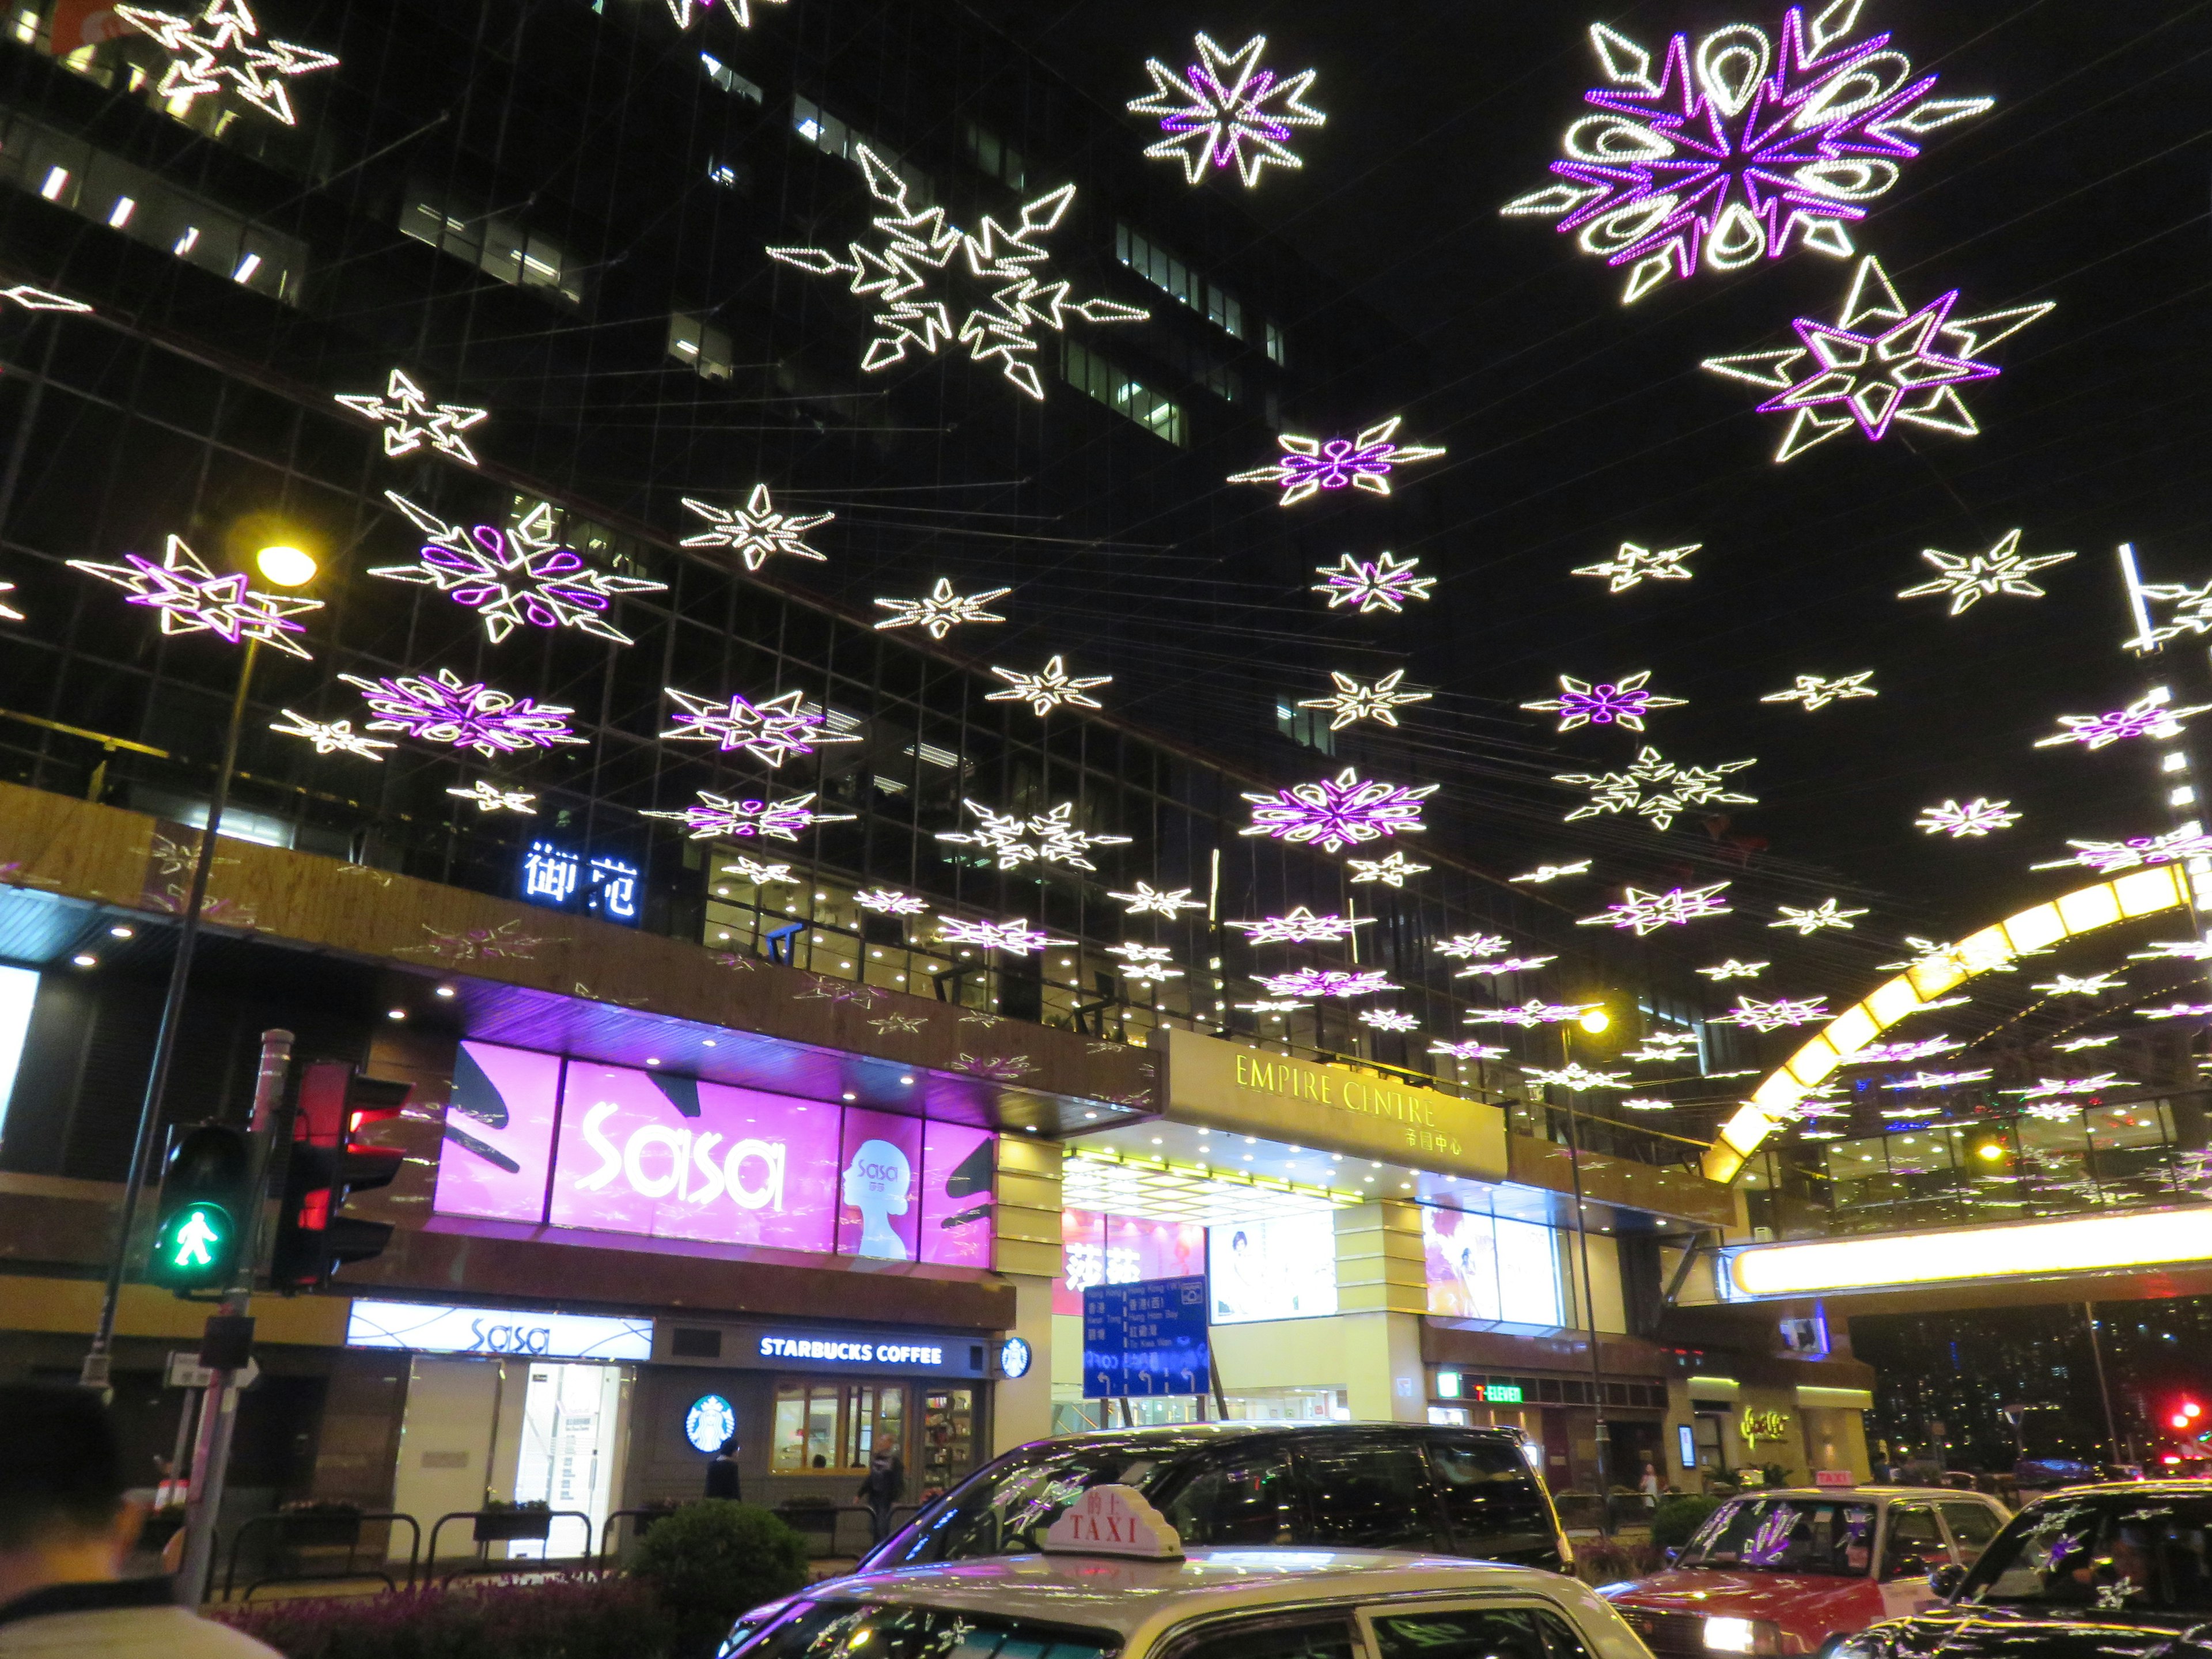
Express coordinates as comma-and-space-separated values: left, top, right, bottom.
857, 1422, 1572, 1573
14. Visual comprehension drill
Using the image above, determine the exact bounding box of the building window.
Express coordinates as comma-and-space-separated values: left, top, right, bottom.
399, 187, 584, 306
771, 1380, 906, 1472
962, 120, 1027, 191
1265, 319, 1286, 366
700, 51, 763, 101
1275, 701, 1335, 755
1205, 283, 1243, 339
667, 311, 734, 380
1116, 223, 1262, 353
794, 96, 930, 200
1064, 339, 1187, 448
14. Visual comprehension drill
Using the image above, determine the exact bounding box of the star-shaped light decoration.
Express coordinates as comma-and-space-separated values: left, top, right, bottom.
1243, 766, 1435, 854
1770, 899, 1868, 935
269, 710, 393, 761
987, 655, 1111, 716
115, 0, 339, 127
1312, 551, 1435, 614
2052, 1034, 2119, 1051
1510, 861, 1593, 884
71, 535, 321, 658
1697, 960, 1768, 980
1624, 1032, 1699, 1063
872, 577, 1010, 639
664, 0, 783, 27
1107, 942, 1183, 984
1703, 256, 2052, 461
1622, 1097, 1674, 1112
1465, 1001, 1595, 1027
2133, 939, 2212, 961
2032, 973, 2124, 999
1572, 540, 1699, 592
1347, 851, 1430, 887
1438, 934, 1512, 961
1899, 530, 2074, 615
1455, 956, 1558, 978
343, 669, 584, 757
1227, 908, 1373, 945
1127, 32, 1325, 190
1917, 797, 2020, 838
642, 790, 854, 842
1760, 671, 1877, 711
1849, 1036, 1961, 1065
0, 285, 90, 317
2138, 1002, 2212, 1021
855, 887, 930, 915
662, 687, 860, 767
1298, 669, 1431, 731
767, 146, 1146, 400
2013, 1074, 2128, 1101
0, 584, 20, 625
333, 370, 488, 467
2046, 830, 2212, 876
721, 855, 796, 885
1555, 745, 1757, 831
374, 494, 666, 646
681, 484, 832, 572
1230, 418, 1444, 507
1522, 671, 1684, 732
1713, 995, 1830, 1033
2035, 693, 2212, 752
1108, 882, 1205, 917
1524, 1063, 1629, 1091
1882, 1069, 1993, 1090
1256, 968, 1399, 999
445, 780, 539, 815
937, 916, 1060, 954
1578, 881, 1733, 936
1358, 1007, 1420, 1033
2134, 575, 2212, 652
936, 799, 1131, 872
1431, 1040, 1508, 1060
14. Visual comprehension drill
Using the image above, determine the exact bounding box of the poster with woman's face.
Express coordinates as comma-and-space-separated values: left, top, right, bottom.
836, 1108, 922, 1260
1206, 1213, 1338, 1324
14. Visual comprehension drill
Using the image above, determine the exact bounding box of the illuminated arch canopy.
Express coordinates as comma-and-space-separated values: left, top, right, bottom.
1705, 865, 2198, 1184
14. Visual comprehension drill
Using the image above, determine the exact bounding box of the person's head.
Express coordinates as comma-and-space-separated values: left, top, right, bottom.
1232, 1230, 1249, 1256
0, 1386, 140, 1597
719, 1435, 740, 1457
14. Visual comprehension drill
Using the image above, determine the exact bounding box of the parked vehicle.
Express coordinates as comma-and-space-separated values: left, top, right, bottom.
1834, 1482, 2212, 1659
1602, 1486, 2010, 1656
857, 1423, 1571, 1574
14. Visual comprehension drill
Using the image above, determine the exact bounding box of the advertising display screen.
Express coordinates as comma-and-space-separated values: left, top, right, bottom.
1207, 1211, 1339, 1324
834, 1107, 923, 1261
1056, 1209, 1207, 1317
430, 1041, 567, 1222
1422, 1206, 1564, 1325
918, 1122, 997, 1268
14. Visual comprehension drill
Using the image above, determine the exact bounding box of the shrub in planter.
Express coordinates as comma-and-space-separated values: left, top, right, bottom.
1650, 1494, 1723, 1552
214, 1571, 669, 1659
632, 1500, 810, 1659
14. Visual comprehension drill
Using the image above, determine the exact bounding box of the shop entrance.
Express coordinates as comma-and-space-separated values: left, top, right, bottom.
509, 1362, 627, 1559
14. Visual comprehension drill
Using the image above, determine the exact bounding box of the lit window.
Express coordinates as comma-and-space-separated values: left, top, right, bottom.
37, 165, 69, 202
173, 226, 200, 255
667, 311, 734, 380
232, 252, 261, 283
107, 196, 136, 228
700, 52, 763, 101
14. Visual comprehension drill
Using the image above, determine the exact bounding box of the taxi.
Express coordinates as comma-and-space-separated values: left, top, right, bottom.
721, 1484, 1650, 1659
1602, 1487, 2010, 1659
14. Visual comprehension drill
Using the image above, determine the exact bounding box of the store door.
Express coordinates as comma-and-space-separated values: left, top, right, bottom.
509, 1362, 630, 1559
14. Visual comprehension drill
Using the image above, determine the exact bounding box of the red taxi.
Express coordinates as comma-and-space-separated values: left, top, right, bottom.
1601, 1487, 2009, 1658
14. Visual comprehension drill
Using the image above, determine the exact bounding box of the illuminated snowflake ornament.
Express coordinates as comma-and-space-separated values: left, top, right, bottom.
1524, 671, 1684, 732
1437, 934, 1512, 961
1511, 861, 1593, 884
643, 790, 854, 843
1578, 881, 1733, 935
1108, 943, 1183, 984
1504, 6, 1992, 303
664, 0, 782, 27
680, 484, 831, 573
1232, 418, 1445, 507
1714, 995, 1830, 1032
1624, 1031, 1700, 1062
1762, 671, 1876, 710
2015, 1074, 2128, 1101
1127, 32, 1324, 189
936, 799, 1131, 872
1243, 766, 1436, 854
1703, 256, 2052, 461
269, 710, 393, 761
374, 494, 665, 645
445, 781, 539, 815
938, 916, 1060, 954
1299, 669, 1431, 731
873, 578, 1010, 639
766, 146, 1146, 400
1883, 1069, 1991, 1090
1257, 968, 1399, 999
70, 535, 321, 658
1347, 851, 1431, 887
115, 0, 338, 126
1108, 882, 1206, 917
661, 687, 859, 767
2035, 693, 2212, 752
1899, 529, 2074, 614
2051, 1034, 2119, 1051
987, 655, 1111, 716
2139, 1002, 2212, 1021
1573, 540, 1699, 592
1467, 1001, 1595, 1027
1770, 899, 1866, 934
2041, 831, 2212, 874
1917, 797, 2018, 838
1312, 551, 1435, 614
1524, 1063, 1629, 1091
342, 669, 584, 757
1228, 908, 1373, 945
1432, 1040, 1509, 1060
1850, 1036, 1959, 1064
1358, 1008, 1421, 1033
333, 370, 487, 467
721, 855, 796, 885
855, 887, 929, 915
1555, 745, 1756, 831
1698, 960, 1768, 980
1456, 956, 1559, 978
0, 285, 89, 317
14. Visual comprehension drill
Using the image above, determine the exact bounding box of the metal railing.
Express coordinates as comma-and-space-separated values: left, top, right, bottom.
217, 1510, 421, 1602
426, 1509, 594, 1584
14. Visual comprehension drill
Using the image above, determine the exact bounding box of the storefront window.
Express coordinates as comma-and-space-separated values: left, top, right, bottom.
773, 1380, 907, 1472
919, 1388, 974, 1494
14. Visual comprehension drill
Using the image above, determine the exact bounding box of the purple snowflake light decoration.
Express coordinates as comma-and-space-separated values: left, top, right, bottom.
1577, 881, 1734, 936
373, 494, 665, 645
1256, 967, 1400, 999
938, 915, 1060, 954
1848, 1036, 1960, 1065
341, 668, 585, 757
1505, 7, 1992, 304
662, 686, 860, 767
1241, 766, 1437, 854
1227, 907, 1373, 945
2035, 693, 2212, 752
2044, 830, 2212, 874
1466, 1001, 1596, 1028
1432, 1040, 1509, 1060
1714, 995, 1831, 1032
1313, 551, 1435, 613
1524, 670, 1685, 733
643, 790, 854, 843
71, 535, 322, 658
1232, 418, 1445, 507
1127, 33, 1325, 190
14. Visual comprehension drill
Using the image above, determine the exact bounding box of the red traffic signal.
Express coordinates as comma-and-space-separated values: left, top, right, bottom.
2173, 1400, 2204, 1432
269, 1061, 411, 1291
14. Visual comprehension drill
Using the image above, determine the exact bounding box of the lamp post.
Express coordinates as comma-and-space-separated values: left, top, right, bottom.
1560, 1005, 1612, 1532
80, 543, 319, 1391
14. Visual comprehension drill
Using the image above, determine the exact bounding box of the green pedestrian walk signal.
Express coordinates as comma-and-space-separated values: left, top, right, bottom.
148, 1125, 249, 1294
153, 1201, 233, 1279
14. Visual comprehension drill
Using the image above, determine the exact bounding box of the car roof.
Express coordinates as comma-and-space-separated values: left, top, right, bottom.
1715, 1487, 1998, 1501
2022, 1481, 2212, 1499
1017, 1422, 1519, 1451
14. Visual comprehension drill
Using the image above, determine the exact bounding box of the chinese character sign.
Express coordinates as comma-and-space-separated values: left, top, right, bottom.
522, 840, 579, 906
1083, 1274, 1209, 1399
1056, 1209, 1206, 1316
587, 855, 640, 923
519, 841, 641, 926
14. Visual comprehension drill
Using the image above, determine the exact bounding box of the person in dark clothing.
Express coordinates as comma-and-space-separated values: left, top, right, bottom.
705, 1435, 743, 1502
857, 1452, 904, 1543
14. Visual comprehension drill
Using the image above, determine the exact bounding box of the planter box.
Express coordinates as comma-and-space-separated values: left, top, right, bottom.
474, 1510, 553, 1545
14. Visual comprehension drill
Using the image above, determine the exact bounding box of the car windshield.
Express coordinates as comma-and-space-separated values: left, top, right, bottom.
733, 1601, 1121, 1659
1959, 1495, 2212, 1612
1677, 1498, 1876, 1576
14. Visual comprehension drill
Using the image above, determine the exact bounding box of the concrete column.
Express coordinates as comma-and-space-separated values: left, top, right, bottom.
1341, 1309, 1427, 1423
1335, 1202, 1427, 1423
991, 1134, 1062, 1454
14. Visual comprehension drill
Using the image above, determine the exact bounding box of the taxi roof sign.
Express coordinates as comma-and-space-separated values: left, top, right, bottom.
1041, 1484, 1183, 1560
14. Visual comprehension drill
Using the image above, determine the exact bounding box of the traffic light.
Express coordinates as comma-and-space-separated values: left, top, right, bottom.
148, 1124, 250, 1294
269, 1061, 411, 1291
2171, 1399, 2202, 1432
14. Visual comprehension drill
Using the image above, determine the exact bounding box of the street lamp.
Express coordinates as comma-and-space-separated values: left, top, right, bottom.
1560, 1003, 1612, 1529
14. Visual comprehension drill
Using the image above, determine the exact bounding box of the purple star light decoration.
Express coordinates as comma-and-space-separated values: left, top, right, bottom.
661, 687, 859, 767
1704, 256, 2051, 461
71, 535, 321, 658
2035, 693, 2212, 752
645, 790, 854, 843
1505, 7, 1992, 304
1467, 1001, 1594, 1028
1232, 418, 1444, 507
1577, 882, 1734, 937
1256, 968, 1400, 999
938, 916, 1059, 954
1128, 33, 1324, 190
1227, 908, 1373, 945
374, 494, 665, 645
1523, 671, 1685, 732
1242, 766, 1437, 854
1313, 551, 1435, 613
341, 668, 584, 757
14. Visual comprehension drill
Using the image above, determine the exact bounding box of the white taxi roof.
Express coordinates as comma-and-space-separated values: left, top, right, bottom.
801, 1549, 1647, 1659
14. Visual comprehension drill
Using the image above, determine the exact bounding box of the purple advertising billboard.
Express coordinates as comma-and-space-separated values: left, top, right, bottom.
431, 1041, 566, 1223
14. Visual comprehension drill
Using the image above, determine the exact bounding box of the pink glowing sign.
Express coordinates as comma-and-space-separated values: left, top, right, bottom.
432, 1041, 566, 1223
919, 1121, 996, 1268
1054, 1208, 1208, 1317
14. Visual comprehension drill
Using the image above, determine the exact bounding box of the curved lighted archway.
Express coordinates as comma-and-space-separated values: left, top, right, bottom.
1704, 865, 2196, 1184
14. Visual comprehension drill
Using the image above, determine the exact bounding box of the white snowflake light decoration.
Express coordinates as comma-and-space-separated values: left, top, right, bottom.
987, 655, 1111, 716
681, 484, 831, 572
2035, 693, 2212, 752
1572, 541, 1699, 592
643, 790, 853, 842
270, 710, 393, 761
1127, 32, 1324, 190
1257, 968, 1399, 999
1239, 998, 1310, 1014
2051, 1035, 2118, 1052
1850, 1037, 1960, 1064
1431, 1040, 1508, 1060
1761, 671, 1877, 711
115, 0, 338, 126
2138, 1003, 2212, 1021
721, 855, 796, 885
1577, 881, 1733, 936
1624, 1033, 1699, 1062
1312, 551, 1435, 613
1437, 935, 1513, 961
1466, 1001, 1594, 1027
2014, 1074, 2128, 1100
2047, 830, 2212, 874
71, 535, 321, 658
2033, 974, 2124, 998
1883, 1069, 1992, 1090
1523, 671, 1684, 732
662, 687, 860, 767
665, 0, 782, 28
1918, 797, 2019, 838
374, 494, 664, 646
1108, 942, 1183, 984
0, 583, 20, 624
0, 285, 89, 317
2132, 940, 2212, 962
1347, 851, 1431, 887
1108, 882, 1205, 917
1898, 530, 2074, 614
445, 781, 538, 815
1770, 899, 1867, 935
1698, 960, 1768, 980
766, 146, 1146, 400
2137, 577, 2212, 650
1510, 861, 1593, 884
938, 916, 1059, 954
1555, 745, 1756, 831
1524, 1063, 1629, 1091
333, 369, 487, 467
1622, 1097, 1674, 1112
1243, 767, 1435, 854
1231, 418, 1444, 507
342, 669, 584, 757
1228, 908, 1372, 945
1359, 1008, 1420, 1033
873, 577, 1010, 639
1714, 995, 1830, 1033
1298, 669, 1431, 730
855, 887, 929, 915
936, 799, 1131, 872
1455, 956, 1559, 978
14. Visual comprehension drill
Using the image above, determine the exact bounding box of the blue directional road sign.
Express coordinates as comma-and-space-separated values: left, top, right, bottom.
1082, 1275, 1209, 1399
